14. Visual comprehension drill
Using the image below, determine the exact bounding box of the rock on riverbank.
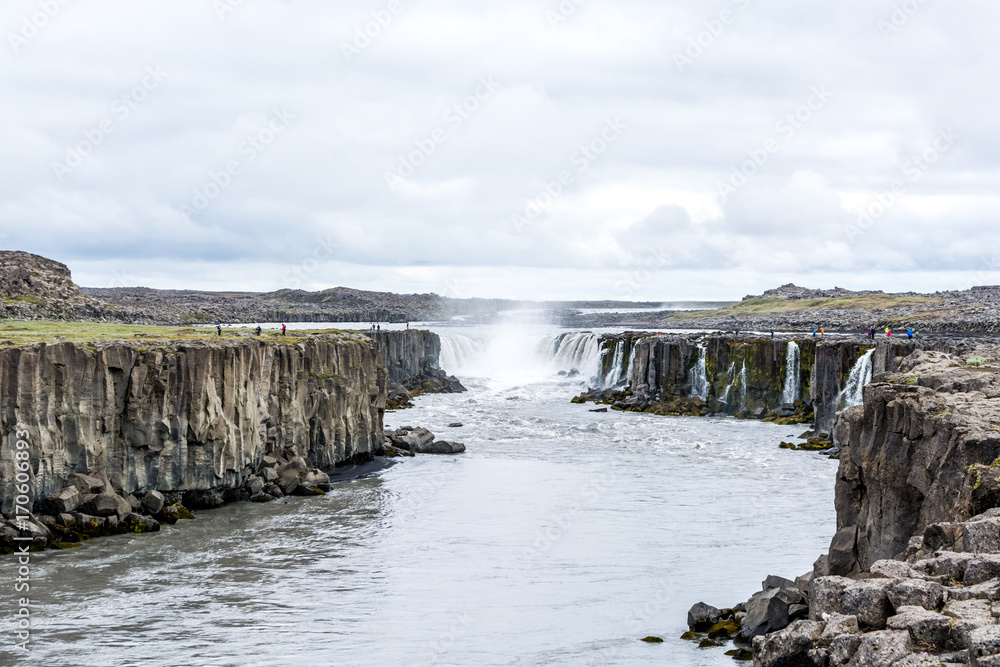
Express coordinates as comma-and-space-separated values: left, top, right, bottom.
687, 340, 1000, 665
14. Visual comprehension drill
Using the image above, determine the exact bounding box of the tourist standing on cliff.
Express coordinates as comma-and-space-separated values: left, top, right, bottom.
907, 328, 914, 339
217, 324, 222, 335
281, 323, 286, 336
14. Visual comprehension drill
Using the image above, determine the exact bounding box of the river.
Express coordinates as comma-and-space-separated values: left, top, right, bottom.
9, 324, 837, 666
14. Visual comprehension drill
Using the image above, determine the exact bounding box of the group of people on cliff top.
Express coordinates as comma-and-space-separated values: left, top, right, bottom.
215, 324, 287, 335
865, 327, 917, 340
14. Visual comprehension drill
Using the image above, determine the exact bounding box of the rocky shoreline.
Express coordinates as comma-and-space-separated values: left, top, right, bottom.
681, 340, 1000, 665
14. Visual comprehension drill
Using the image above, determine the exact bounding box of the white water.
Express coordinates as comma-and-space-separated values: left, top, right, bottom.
439, 328, 605, 386
688, 346, 710, 401
781, 342, 801, 404
719, 362, 737, 404
739, 361, 749, 409
602, 340, 627, 388
840, 348, 875, 409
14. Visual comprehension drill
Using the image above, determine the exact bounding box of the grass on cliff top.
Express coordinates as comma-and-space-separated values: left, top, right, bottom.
665, 294, 943, 320
0, 321, 357, 347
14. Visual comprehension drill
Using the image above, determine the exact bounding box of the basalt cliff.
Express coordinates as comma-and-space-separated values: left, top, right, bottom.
682, 339, 1000, 666
0, 329, 451, 551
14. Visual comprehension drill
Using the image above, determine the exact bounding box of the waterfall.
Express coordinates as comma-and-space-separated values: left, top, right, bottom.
781, 342, 800, 404
439, 334, 481, 374
688, 346, 709, 401
625, 346, 636, 385
840, 348, 875, 409
719, 362, 737, 404
601, 340, 627, 388
739, 361, 748, 409
540, 332, 603, 380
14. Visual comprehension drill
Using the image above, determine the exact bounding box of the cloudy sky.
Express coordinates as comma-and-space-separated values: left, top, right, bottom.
1, 0, 997, 301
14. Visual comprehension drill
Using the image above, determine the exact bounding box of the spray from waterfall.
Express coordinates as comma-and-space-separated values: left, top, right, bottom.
439, 334, 482, 374
781, 342, 801, 404
689, 346, 710, 401
840, 348, 875, 409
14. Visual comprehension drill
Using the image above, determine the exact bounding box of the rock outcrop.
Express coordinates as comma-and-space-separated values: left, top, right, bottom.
579, 333, 926, 435
687, 341, 1000, 665
0, 327, 457, 551
0, 251, 105, 320
824, 344, 1000, 576
0, 334, 387, 513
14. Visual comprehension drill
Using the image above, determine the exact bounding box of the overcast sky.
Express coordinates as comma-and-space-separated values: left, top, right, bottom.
1, 0, 998, 301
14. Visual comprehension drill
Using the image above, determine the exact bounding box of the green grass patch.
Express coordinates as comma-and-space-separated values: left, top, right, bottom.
664, 294, 943, 321
968, 356, 990, 367
0, 321, 357, 347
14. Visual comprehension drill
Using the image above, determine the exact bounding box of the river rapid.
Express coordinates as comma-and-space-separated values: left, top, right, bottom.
6, 324, 837, 666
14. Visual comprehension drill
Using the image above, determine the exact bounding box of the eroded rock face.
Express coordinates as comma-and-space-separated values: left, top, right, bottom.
0, 251, 106, 321
827, 345, 1000, 575
0, 334, 390, 510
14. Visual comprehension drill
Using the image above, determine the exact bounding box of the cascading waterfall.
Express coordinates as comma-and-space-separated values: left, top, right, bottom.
439, 334, 482, 374
601, 340, 627, 388
719, 362, 737, 404
781, 341, 801, 404
541, 332, 603, 380
840, 348, 875, 409
625, 346, 636, 385
688, 346, 710, 401
739, 361, 749, 409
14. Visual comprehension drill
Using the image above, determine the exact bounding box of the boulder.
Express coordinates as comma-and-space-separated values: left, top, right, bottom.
972, 625, 1000, 659
126, 494, 142, 513
888, 578, 946, 611
964, 517, 1000, 554
828, 633, 862, 665
246, 476, 265, 496
67, 473, 105, 495
80, 493, 121, 518
840, 579, 896, 631
262, 467, 279, 483
886, 605, 951, 647
828, 526, 858, 575
845, 630, 910, 666
415, 440, 466, 454
40, 486, 80, 514
913, 552, 974, 581
965, 554, 1000, 586
947, 579, 1000, 602
301, 471, 331, 492
870, 559, 918, 579
400, 427, 435, 450
741, 588, 804, 639
687, 602, 721, 631
750, 620, 824, 667
944, 598, 996, 647
142, 490, 166, 515
763, 575, 797, 591
182, 490, 225, 510
810, 576, 853, 621
924, 522, 964, 552
818, 614, 860, 647
122, 513, 160, 533
276, 457, 309, 495
154, 505, 181, 525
